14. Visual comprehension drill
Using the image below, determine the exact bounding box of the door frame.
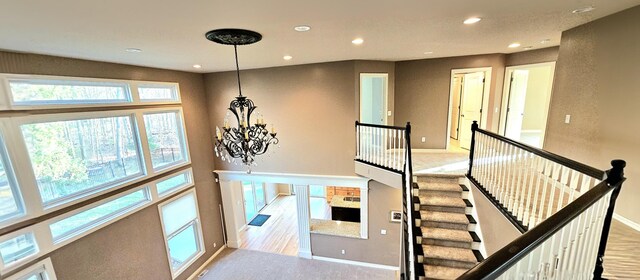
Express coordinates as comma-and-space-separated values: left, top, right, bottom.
446, 67, 492, 150
498, 62, 556, 148
359, 73, 389, 125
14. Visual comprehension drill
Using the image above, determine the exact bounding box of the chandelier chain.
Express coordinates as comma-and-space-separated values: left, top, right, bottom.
234, 45, 242, 97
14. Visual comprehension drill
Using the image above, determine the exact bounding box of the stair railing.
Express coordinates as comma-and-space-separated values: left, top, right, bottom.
354, 121, 419, 280
355, 121, 407, 173
459, 159, 625, 279
467, 121, 606, 231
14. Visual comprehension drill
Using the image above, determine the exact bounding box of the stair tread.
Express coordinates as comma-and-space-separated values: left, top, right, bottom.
421, 227, 473, 243
422, 245, 477, 263
423, 265, 470, 279
417, 182, 462, 192
419, 196, 467, 208
420, 211, 469, 225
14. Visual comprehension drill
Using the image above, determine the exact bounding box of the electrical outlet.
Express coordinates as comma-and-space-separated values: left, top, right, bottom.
381, 229, 387, 235
341, 249, 346, 255
565, 115, 571, 124
387, 110, 392, 116
421, 137, 426, 143
214, 243, 217, 248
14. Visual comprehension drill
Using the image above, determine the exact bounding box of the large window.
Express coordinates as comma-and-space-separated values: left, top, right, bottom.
0, 135, 23, 223
144, 111, 187, 170
159, 190, 203, 277
21, 115, 144, 206
156, 170, 193, 197
5, 258, 57, 280
0, 233, 37, 267
8, 78, 130, 105
49, 188, 150, 243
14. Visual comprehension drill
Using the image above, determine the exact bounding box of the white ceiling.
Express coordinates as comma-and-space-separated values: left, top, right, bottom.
0, 0, 638, 73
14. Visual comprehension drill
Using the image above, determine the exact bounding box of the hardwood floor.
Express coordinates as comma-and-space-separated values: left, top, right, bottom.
239, 195, 299, 256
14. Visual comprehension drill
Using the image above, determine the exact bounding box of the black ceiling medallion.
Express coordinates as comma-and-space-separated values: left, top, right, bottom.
208, 28, 278, 173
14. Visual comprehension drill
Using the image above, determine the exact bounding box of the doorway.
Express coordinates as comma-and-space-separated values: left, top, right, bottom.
499, 62, 555, 148
242, 181, 266, 223
447, 68, 492, 150
360, 73, 388, 125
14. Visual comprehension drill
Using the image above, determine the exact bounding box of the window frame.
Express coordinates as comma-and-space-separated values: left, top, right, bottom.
142, 110, 190, 173
154, 168, 194, 198
5, 257, 57, 280
48, 186, 152, 244
0, 230, 39, 270
0, 74, 181, 110
0, 127, 25, 223
158, 189, 205, 279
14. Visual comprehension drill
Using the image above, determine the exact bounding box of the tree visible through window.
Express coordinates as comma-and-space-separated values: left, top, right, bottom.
144, 112, 186, 170
21, 116, 143, 205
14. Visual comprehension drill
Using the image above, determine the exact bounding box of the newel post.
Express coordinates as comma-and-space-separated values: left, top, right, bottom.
467, 121, 479, 177
593, 159, 626, 280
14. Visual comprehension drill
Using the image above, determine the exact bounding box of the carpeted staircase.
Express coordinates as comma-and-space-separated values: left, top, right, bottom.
413, 174, 483, 280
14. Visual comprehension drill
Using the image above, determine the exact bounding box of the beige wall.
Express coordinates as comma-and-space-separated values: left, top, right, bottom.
264, 182, 279, 203
310, 181, 402, 266
395, 54, 506, 149
0, 51, 222, 280
505, 47, 559, 67
545, 5, 640, 224
204, 61, 357, 176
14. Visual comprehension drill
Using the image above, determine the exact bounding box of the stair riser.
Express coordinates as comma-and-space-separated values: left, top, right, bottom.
417, 177, 460, 184
421, 205, 466, 214
418, 190, 462, 198
423, 238, 472, 249
421, 221, 468, 231
422, 258, 476, 269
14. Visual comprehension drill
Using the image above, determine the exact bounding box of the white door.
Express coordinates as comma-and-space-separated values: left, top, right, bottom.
450, 75, 463, 140
458, 72, 485, 150
504, 70, 529, 141
360, 74, 388, 125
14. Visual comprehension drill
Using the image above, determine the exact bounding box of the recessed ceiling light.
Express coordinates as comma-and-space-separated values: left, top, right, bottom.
193, 64, 202, 69
424, 51, 434, 55
294, 25, 311, 32
283, 55, 293, 60
352, 38, 364, 45
540, 39, 550, 44
463, 17, 482, 25
508, 42, 521, 48
523, 46, 534, 50
125, 48, 142, 53
572, 6, 595, 14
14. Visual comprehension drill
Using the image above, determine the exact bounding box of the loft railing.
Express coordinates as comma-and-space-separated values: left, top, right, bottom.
354, 121, 419, 280
467, 121, 606, 232
459, 160, 625, 279
355, 121, 407, 173
460, 120, 626, 279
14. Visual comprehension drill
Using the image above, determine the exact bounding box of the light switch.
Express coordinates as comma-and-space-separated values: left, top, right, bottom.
381, 229, 387, 235
565, 115, 571, 124
421, 137, 426, 143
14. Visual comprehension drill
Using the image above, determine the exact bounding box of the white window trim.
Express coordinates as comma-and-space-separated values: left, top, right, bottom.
158, 189, 205, 279
48, 186, 152, 245
0, 107, 191, 229
0, 73, 181, 110
0, 168, 196, 274
5, 257, 57, 280
0, 125, 25, 223
154, 168, 194, 198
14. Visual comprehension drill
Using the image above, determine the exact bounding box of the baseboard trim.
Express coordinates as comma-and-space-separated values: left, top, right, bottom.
312, 256, 399, 271
613, 213, 640, 232
187, 245, 226, 280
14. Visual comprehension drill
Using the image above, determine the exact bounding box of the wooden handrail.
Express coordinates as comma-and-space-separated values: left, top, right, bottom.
355, 120, 407, 130
474, 125, 605, 180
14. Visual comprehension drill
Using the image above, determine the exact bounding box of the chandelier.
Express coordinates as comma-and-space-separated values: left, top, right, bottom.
206, 28, 279, 173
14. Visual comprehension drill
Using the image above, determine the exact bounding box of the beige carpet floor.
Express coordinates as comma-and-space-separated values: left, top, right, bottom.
199, 248, 397, 280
